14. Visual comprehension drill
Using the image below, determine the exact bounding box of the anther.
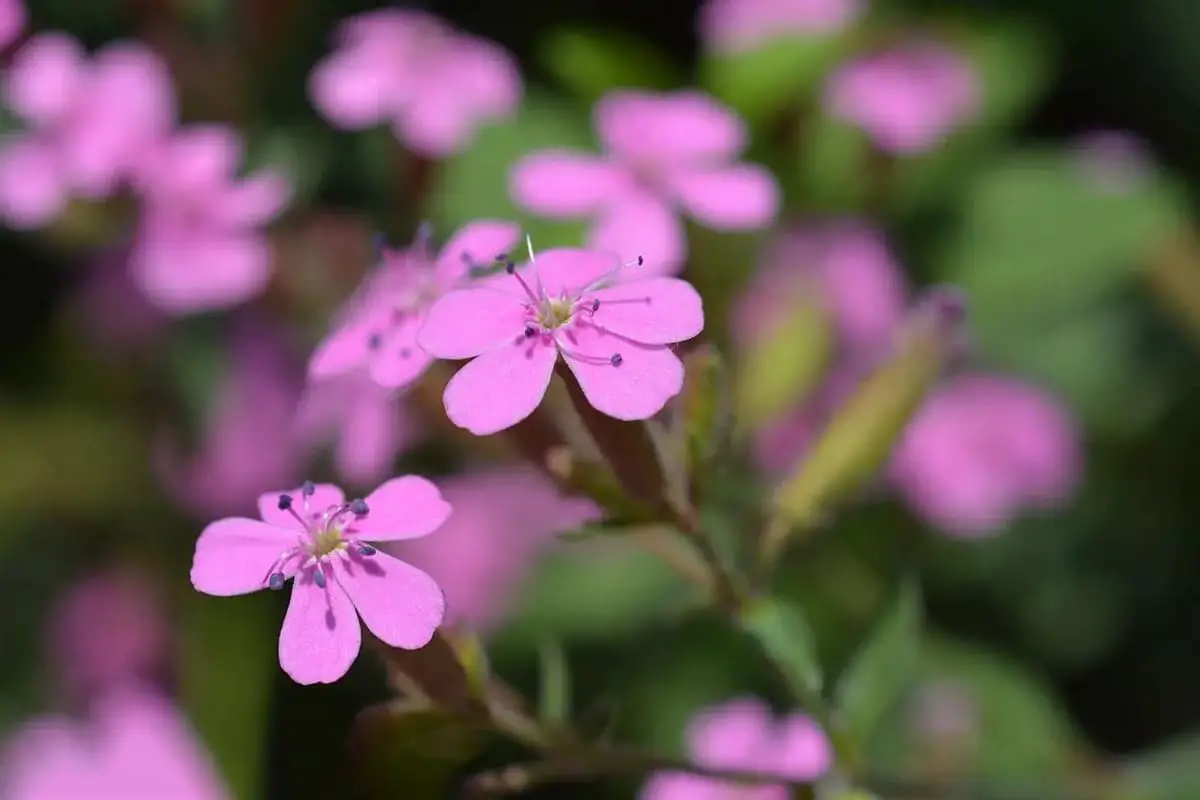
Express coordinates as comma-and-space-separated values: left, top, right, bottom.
277, 493, 293, 510
505, 260, 516, 274
367, 332, 383, 350
301, 481, 316, 497
268, 572, 286, 591
524, 325, 536, 338
591, 299, 600, 312
357, 543, 377, 557
636, 255, 644, 266
610, 353, 623, 367
313, 569, 327, 589
414, 220, 433, 246
460, 250, 474, 265
350, 499, 369, 517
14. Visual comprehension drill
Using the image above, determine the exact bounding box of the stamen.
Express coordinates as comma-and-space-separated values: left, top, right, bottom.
277, 493, 293, 511
302, 481, 316, 497
610, 353, 623, 367
350, 499, 369, 517
313, 569, 327, 589
357, 543, 377, 557
591, 299, 600, 312
414, 220, 434, 255
268, 572, 286, 591
524, 325, 536, 338
367, 332, 383, 350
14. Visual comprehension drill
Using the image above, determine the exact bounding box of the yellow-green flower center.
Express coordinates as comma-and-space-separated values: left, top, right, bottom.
310, 527, 345, 558
538, 298, 574, 329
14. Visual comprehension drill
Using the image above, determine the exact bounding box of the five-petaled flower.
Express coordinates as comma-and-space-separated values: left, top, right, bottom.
190, 478, 449, 685
418, 238, 705, 435
309, 220, 521, 389
509, 90, 780, 275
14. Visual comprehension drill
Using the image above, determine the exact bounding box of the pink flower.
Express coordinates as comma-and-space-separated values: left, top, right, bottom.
309, 9, 521, 156
309, 220, 521, 390
0, 0, 25, 51
390, 467, 600, 631
418, 242, 705, 435
641, 697, 831, 799
156, 322, 306, 518
46, 569, 169, 702
0, 689, 228, 800
824, 42, 979, 154
699, 0, 863, 54
296, 373, 422, 487
889, 373, 1082, 536
733, 221, 908, 359
510, 90, 779, 274
128, 125, 290, 313
0, 35, 174, 228
190, 478, 449, 684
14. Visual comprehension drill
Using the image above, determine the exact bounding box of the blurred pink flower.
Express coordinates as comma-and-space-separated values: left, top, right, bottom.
0, 35, 174, 228
128, 125, 289, 313
157, 322, 307, 518
309, 220, 521, 389
296, 373, 423, 487
0, 689, 228, 800
889, 373, 1082, 536
753, 364, 864, 475
699, 0, 862, 53
46, 569, 169, 703
825, 42, 979, 154
191, 479, 448, 684
733, 220, 908, 358
390, 467, 600, 631
309, 9, 521, 156
641, 697, 831, 799
418, 246, 704, 435
0, 0, 25, 50
510, 90, 779, 274
72, 247, 167, 352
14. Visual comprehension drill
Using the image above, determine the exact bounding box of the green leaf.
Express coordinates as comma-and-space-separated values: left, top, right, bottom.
835, 581, 923, 744
348, 704, 494, 799
537, 639, 572, 728
430, 93, 593, 249
539, 27, 681, 105
936, 148, 1187, 328
181, 592, 276, 800
701, 34, 851, 128
740, 597, 824, 699
1120, 732, 1200, 800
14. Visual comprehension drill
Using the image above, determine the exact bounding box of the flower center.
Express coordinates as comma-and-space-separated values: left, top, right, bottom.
309, 525, 345, 558
264, 487, 374, 591
538, 296, 576, 329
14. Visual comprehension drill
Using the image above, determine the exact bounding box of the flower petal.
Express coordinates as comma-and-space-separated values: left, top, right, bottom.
558, 326, 683, 420
418, 286, 525, 359
4, 33, 86, 126
529, 248, 618, 297
394, 90, 475, 157
333, 552, 444, 650
131, 227, 272, 313
0, 137, 68, 229
638, 772, 727, 800
774, 714, 832, 780
190, 518, 301, 596
353, 475, 452, 540
257, 484, 345, 528
443, 339, 558, 435
308, 303, 392, 380
595, 90, 746, 165
435, 219, 522, 286
586, 193, 686, 277
509, 150, 628, 217
308, 48, 399, 130
686, 697, 774, 768
367, 315, 432, 389
665, 164, 780, 230
590, 278, 704, 345
278, 569, 361, 684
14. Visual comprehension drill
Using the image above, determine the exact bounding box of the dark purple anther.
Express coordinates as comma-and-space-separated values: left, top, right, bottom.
350, 499, 369, 517
636, 255, 644, 266
367, 332, 383, 350
357, 543, 377, 557
505, 260, 516, 274
524, 326, 536, 338
301, 481, 316, 497
268, 572, 286, 591
313, 569, 327, 589
591, 298, 600, 312
610, 353, 623, 367
277, 493, 293, 510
